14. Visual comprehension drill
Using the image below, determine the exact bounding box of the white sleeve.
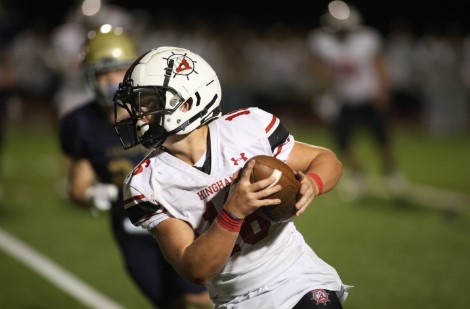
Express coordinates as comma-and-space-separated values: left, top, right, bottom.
140, 212, 171, 232
249, 107, 296, 162
123, 183, 171, 231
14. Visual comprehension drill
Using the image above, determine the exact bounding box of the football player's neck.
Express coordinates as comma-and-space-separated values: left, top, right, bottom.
164, 126, 209, 165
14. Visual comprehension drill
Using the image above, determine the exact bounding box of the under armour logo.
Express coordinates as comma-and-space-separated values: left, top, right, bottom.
230, 153, 248, 166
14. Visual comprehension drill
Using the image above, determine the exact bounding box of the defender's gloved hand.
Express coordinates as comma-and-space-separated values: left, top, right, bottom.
85, 183, 119, 211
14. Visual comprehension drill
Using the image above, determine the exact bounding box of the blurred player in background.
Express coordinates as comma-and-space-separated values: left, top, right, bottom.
113, 46, 351, 308
58, 26, 211, 308
308, 1, 407, 201
48, 2, 136, 118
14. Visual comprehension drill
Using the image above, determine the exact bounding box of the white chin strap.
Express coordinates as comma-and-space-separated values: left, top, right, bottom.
136, 120, 150, 138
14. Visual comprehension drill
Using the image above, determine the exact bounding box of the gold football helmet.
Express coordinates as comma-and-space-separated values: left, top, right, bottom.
83, 24, 138, 107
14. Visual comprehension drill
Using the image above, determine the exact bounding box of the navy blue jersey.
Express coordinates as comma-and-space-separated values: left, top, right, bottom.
58, 101, 207, 306
59, 101, 148, 188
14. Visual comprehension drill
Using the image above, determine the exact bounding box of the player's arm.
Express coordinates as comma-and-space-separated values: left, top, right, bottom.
66, 156, 118, 211
151, 161, 281, 285
153, 216, 239, 285
287, 141, 343, 215
66, 156, 96, 204
255, 108, 341, 215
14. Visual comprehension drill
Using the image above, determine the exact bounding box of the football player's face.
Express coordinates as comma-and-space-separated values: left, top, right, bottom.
138, 93, 163, 114
96, 69, 127, 99
97, 68, 126, 83
133, 93, 164, 128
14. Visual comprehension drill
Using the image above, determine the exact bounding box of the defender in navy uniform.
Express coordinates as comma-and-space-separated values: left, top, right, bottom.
58, 26, 211, 309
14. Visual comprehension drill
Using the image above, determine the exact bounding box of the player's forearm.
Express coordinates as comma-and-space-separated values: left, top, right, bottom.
288, 143, 343, 195
305, 150, 343, 195
179, 222, 239, 285
68, 157, 96, 204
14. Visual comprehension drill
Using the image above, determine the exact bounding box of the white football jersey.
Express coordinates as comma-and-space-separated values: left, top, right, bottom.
308, 26, 382, 104
123, 107, 348, 308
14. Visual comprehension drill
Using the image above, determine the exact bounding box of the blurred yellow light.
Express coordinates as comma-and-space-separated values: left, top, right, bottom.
100, 24, 112, 34
112, 48, 123, 58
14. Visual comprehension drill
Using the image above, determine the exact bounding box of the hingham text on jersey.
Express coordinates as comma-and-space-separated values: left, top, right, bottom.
196, 176, 234, 200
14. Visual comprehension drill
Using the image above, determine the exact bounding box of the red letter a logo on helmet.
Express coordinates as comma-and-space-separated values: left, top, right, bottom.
176, 57, 192, 72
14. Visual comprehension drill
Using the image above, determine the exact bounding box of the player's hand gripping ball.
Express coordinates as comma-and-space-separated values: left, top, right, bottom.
246, 155, 301, 222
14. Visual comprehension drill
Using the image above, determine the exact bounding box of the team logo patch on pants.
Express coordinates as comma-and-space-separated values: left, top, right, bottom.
311, 289, 330, 306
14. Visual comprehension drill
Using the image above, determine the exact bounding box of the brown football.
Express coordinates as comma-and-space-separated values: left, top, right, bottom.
247, 155, 301, 222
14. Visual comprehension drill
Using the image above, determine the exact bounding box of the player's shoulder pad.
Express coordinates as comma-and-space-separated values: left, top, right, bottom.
220, 107, 288, 151
124, 149, 160, 184
222, 107, 278, 130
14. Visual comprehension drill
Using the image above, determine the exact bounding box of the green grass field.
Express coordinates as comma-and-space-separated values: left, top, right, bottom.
0, 120, 469, 309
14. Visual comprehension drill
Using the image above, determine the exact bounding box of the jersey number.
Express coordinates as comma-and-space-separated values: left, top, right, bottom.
224, 108, 251, 121
203, 199, 272, 256
132, 159, 150, 175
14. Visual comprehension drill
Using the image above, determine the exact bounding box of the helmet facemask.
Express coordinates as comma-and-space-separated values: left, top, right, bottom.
114, 78, 185, 149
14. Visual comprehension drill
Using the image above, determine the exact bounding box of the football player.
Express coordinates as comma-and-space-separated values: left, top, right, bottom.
58, 27, 211, 308
307, 1, 407, 200
114, 46, 351, 308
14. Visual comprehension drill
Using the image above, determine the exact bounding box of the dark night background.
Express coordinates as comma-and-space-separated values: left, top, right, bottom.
2, 0, 469, 36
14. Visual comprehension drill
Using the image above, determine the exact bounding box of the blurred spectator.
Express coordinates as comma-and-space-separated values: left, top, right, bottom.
6, 19, 58, 120
413, 24, 470, 137
384, 19, 422, 121
243, 23, 312, 116
131, 9, 181, 53
48, 2, 135, 118
0, 3, 28, 198
307, 1, 407, 200
57, 25, 211, 308
216, 20, 258, 113
47, 7, 93, 118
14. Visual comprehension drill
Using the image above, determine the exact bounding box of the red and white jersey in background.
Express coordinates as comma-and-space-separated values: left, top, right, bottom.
308, 26, 383, 105
123, 107, 347, 308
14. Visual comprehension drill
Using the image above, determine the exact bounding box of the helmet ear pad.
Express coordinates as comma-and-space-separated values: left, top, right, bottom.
180, 99, 193, 112
168, 79, 222, 135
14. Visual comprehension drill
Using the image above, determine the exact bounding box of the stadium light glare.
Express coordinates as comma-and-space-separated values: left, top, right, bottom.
81, 0, 101, 17
328, 0, 350, 20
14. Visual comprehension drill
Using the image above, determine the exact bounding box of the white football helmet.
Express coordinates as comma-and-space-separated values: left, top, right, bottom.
114, 47, 222, 149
